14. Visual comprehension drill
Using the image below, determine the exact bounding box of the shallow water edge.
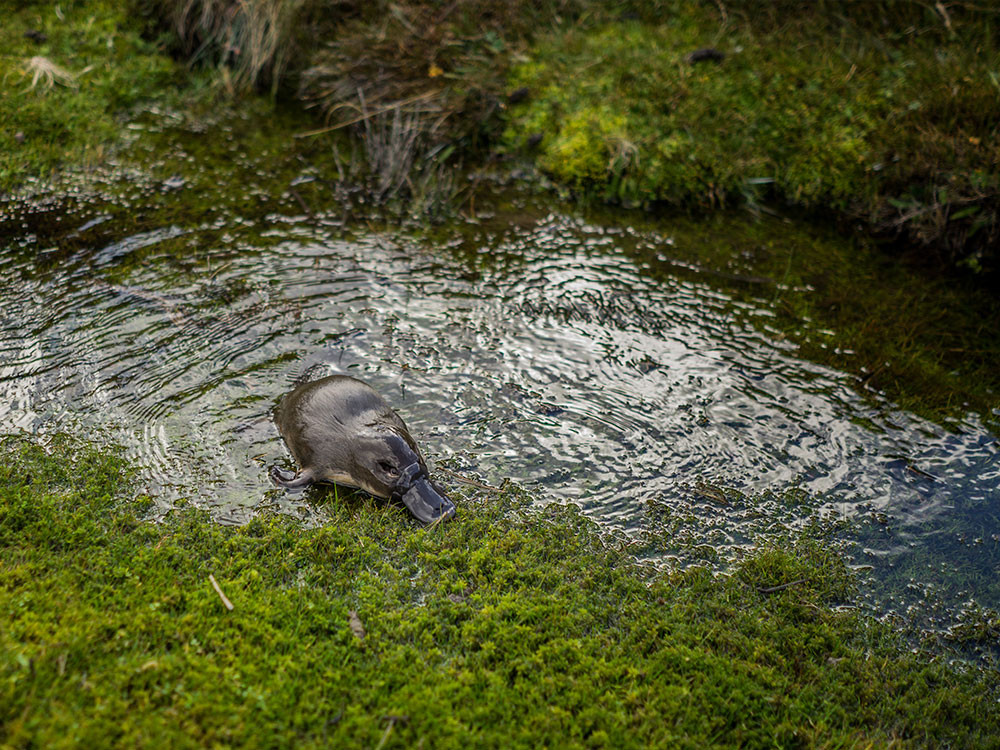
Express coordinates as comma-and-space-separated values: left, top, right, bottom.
1, 106, 998, 654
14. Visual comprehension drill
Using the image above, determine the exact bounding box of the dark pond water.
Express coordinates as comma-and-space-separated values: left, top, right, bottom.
1, 122, 998, 649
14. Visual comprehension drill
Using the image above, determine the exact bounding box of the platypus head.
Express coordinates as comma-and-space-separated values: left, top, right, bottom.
349, 433, 456, 524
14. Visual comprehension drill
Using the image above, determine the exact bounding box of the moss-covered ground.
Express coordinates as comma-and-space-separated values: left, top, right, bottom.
503, 2, 1000, 271
3, 4, 1000, 745
0, 0, 208, 192
2, 435, 999, 747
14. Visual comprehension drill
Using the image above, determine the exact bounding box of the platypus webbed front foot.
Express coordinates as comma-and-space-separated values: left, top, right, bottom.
269, 465, 315, 492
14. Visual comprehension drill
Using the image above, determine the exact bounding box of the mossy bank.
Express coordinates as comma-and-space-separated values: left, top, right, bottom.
4, 0, 1000, 271
0, 0, 209, 192
136, 0, 1000, 271
3, 435, 999, 747
501, 2, 1000, 272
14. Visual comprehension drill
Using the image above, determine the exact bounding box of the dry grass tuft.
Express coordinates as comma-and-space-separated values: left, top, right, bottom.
152, 0, 571, 208
361, 102, 425, 204
291, 0, 582, 210
157, 0, 308, 91
298, 0, 584, 145
24, 56, 79, 90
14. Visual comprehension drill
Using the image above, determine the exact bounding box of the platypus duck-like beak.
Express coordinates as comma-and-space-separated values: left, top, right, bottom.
395, 462, 455, 524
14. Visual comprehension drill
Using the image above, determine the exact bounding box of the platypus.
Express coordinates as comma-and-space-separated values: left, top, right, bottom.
270, 375, 455, 524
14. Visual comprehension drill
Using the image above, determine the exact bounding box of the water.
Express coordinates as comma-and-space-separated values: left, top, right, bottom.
2, 143, 998, 647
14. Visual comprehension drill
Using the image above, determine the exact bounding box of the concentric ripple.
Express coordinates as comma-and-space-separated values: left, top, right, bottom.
1, 206, 997, 634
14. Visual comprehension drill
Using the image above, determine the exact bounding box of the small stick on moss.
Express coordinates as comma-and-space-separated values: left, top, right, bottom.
714, 0, 728, 25
859, 362, 885, 388
758, 578, 807, 595
209, 574, 234, 611
288, 187, 314, 219
375, 716, 409, 750
374, 722, 393, 750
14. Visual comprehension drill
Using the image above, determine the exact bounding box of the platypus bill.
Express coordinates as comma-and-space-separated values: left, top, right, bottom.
270, 375, 456, 524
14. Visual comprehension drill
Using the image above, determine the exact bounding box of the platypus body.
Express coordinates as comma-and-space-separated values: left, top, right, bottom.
270, 375, 455, 524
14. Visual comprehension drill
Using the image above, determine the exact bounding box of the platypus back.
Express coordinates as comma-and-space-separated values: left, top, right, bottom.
271, 375, 455, 524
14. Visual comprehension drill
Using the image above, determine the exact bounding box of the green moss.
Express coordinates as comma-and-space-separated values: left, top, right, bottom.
504, 7, 1000, 268
2, 435, 998, 747
0, 0, 206, 192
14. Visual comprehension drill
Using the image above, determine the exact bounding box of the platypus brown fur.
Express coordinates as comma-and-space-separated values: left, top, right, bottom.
270, 375, 455, 524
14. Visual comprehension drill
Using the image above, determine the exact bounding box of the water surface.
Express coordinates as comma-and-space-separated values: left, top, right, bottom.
2, 135, 998, 646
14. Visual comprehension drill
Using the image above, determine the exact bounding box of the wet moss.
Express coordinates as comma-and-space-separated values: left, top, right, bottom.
3, 435, 998, 747
503, 6, 1000, 270
0, 0, 210, 192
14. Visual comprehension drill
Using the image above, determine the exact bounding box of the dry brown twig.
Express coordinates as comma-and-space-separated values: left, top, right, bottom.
209, 573, 235, 610
757, 578, 808, 595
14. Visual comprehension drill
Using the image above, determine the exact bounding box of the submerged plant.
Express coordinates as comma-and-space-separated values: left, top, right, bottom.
362, 104, 425, 204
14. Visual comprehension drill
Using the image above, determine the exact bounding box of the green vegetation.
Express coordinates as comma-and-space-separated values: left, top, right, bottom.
4, 1, 998, 270
503, 2, 1000, 271
0, 0, 210, 192
2, 435, 999, 747
3, 6, 1000, 744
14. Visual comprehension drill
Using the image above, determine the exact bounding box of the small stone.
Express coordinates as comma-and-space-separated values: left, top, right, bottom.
508, 87, 530, 105
348, 610, 365, 640
687, 48, 725, 64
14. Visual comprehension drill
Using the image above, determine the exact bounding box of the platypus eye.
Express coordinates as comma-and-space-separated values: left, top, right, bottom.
378, 461, 399, 477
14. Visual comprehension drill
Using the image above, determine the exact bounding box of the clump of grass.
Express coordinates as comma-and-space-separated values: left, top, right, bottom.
294, 0, 585, 212
298, 0, 582, 137
150, 0, 308, 93
148, 0, 583, 138
357, 103, 457, 213
362, 105, 425, 202
146, 0, 580, 210
3, 434, 999, 746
